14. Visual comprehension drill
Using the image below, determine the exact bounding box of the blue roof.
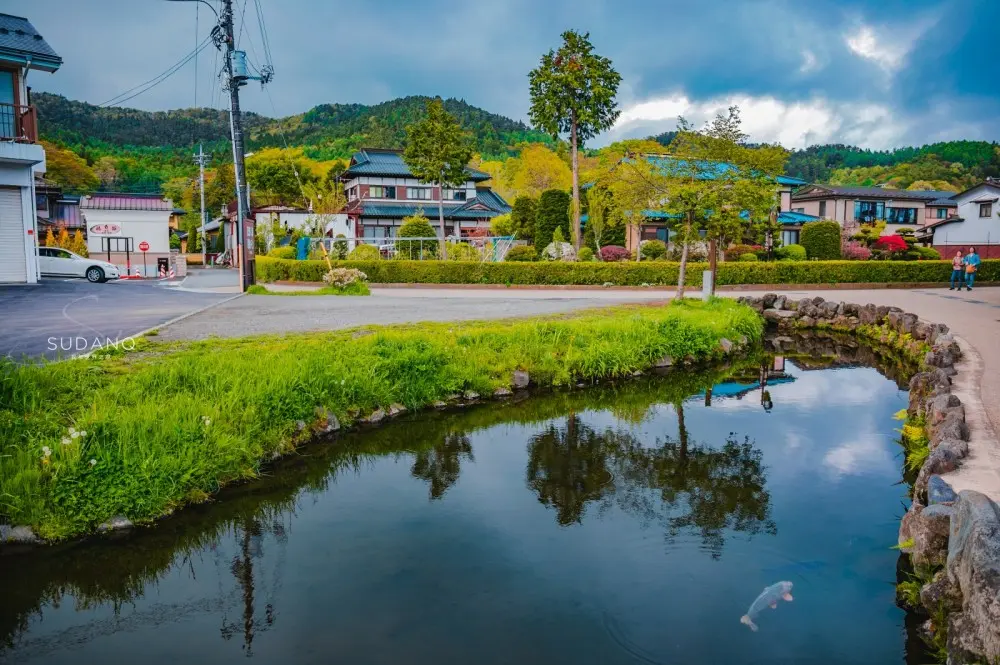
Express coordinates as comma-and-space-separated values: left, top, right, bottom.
777, 175, 807, 186
343, 149, 490, 182
777, 211, 821, 225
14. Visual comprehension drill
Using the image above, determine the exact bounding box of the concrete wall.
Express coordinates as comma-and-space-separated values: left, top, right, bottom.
84, 209, 171, 276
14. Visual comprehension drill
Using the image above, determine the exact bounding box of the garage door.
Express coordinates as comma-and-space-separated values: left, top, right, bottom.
0, 187, 26, 283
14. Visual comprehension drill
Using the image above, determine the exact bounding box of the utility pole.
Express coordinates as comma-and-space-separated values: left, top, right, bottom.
194, 144, 210, 267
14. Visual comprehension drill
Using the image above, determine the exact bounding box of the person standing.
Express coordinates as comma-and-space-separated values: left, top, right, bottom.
964, 247, 981, 291
950, 250, 964, 290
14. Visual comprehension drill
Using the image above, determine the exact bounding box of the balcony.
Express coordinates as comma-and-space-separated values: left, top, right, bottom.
0, 103, 38, 143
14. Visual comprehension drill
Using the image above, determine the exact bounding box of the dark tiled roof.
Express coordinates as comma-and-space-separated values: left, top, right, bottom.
460, 189, 511, 213
793, 185, 958, 202
0, 14, 61, 70
343, 148, 490, 182
358, 193, 508, 221
82, 193, 172, 211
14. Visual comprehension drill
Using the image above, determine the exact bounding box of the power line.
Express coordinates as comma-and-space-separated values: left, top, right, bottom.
101, 35, 214, 107
194, 3, 199, 107
252, 0, 273, 70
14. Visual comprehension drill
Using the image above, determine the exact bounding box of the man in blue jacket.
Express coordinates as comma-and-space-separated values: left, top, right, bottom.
964, 247, 982, 291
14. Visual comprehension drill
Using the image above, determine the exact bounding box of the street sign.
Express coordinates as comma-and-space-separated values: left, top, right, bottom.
138, 241, 150, 252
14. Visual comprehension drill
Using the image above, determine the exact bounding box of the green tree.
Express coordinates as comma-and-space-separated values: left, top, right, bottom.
39, 140, 99, 193
535, 189, 571, 253
510, 195, 538, 241
396, 211, 437, 259
582, 185, 619, 259
403, 98, 473, 260
529, 30, 621, 251
489, 213, 514, 237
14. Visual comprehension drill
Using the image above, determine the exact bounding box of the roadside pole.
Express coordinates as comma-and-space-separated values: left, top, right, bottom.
195, 144, 210, 268
139, 240, 149, 277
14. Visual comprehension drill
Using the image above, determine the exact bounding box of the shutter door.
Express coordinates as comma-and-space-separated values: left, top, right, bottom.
0, 187, 26, 283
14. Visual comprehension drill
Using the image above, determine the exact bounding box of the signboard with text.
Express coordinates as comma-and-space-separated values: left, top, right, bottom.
138, 241, 150, 252
89, 223, 122, 235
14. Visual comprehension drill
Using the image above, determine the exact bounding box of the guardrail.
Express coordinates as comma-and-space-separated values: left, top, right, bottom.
0, 103, 37, 143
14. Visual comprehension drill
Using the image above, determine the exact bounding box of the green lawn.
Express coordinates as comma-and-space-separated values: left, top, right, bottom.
0, 298, 761, 540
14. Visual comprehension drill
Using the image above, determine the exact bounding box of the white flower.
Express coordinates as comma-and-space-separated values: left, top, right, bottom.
61, 437, 71, 445
80, 431, 87, 438
41, 446, 51, 456
89, 459, 97, 466
70, 431, 80, 439
68, 427, 77, 435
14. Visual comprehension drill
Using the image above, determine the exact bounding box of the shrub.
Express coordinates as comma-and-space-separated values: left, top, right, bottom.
446, 242, 479, 261
169, 234, 181, 250
640, 239, 667, 261
510, 196, 538, 241
874, 235, 908, 253
333, 234, 349, 260
535, 189, 571, 253
348, 244, 380, 261
775, 244, 806, 261
738, 253, 759, 262
490, 213, 514, 237
800, 220, 842, 259
397, 212, 438, 259
323, 267, 368, 288
600, 245, 630, 262
578, 247, 594, 262
505, 245, 537, 262
841, 241, 872, 261
913, 245, 941, 260
267, 246, 296, 260
724, 244, 763, 262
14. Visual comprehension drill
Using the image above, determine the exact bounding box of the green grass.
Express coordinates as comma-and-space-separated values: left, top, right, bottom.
0, 298, 762, 540
898, 413, 931, 472
246, 282, 371, 296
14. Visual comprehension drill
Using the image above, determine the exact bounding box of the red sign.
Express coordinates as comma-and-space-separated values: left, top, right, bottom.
90, 223, 122, 235
138, 241, 150, 252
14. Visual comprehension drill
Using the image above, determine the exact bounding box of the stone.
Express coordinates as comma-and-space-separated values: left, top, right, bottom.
493, 387, 513, 398
388, 403, 406, 416
98, 515, 134, 532
916, 448, 962, 495
914, 321, 932, 341
762, 293, 778, 308
811, 296, 826, 305
463, 390, 480, 400
835, 302, 846, 316
762, 308, 797, 322
926, 324, 949, 345
819, 301, 840, 318
928, 475, 959, 505
924, 348, 956, 369
945, 491, 1000, 660
512, 370, 530, 389
719, 338, 733, 353
798, 316, 816, 327
432, 400, 447, 408
920, 571, 962, 614
930, 412, 970, 445
859, 304, 879, 325
367, 409, 386, 424
295, 420, 307, 433
785, 300, 798, 311
773, 295, 787, 310
842, 303, 860, 317
900, 313, 919, 336
887, 310, 903, 330
654, 355, 673, 368
927, 393, 962, 426
937, 438, 969, 459
318, 412, 340, 434
912, 504, 954, 567
875, 305, 891, 321
0, 525, 41, 544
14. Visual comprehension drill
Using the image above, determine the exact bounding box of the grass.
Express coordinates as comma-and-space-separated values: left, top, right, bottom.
0, 297, 762, 540
246, 282, 371, 296
897, 410, 931, 472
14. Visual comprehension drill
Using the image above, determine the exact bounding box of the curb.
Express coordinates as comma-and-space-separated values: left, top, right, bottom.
269, 281, 998, 292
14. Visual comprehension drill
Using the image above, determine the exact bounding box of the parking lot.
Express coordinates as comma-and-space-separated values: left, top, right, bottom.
0, 278, 236, 360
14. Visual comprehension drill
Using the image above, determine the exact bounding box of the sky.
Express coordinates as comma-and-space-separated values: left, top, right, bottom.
10, 0, 999, 150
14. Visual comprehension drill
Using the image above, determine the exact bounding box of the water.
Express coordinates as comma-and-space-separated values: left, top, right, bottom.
0, 338, 925, 665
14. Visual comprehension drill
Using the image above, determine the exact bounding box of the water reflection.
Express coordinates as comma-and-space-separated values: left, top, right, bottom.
0, 333, 926, 664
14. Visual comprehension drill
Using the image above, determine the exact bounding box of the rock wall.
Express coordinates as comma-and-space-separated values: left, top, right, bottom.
738, 293, 999, 665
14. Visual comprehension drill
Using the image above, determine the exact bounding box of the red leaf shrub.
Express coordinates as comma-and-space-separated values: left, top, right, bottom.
874, 235, 907, 252
841, 241, 872, 261
599, 245, 630, 262
724, 244, 763, 261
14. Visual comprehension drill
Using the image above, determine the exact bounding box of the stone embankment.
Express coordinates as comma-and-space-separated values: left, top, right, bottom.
738, 293, 1000, 665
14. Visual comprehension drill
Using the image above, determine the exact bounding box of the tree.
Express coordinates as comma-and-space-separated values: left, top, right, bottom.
535, 189, 570, 253
489, 213, 514, 237
43, 228, 56, 247
93, 156, 119, 189
529, 30, 621, 251
582, 185, 619, 259
396, 211, 437, 259
510, 196, 538, 241
503, 143, 572, 199
403, 98, 473, 260
70, 230, 88, 257
245, 148, 321, 207
39, 141, 99, 193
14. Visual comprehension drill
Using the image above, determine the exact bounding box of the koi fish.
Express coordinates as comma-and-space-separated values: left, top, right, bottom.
740, 581, 793, 632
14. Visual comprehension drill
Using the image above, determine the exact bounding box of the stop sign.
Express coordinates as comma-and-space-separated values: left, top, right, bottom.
138, 241, 150, 252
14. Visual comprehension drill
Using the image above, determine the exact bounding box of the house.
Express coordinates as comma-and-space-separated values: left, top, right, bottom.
35, 176, 82, 235
254, 204, 353, 241
82, 193, 173, 276
340, 148, 511, 239
919, 181, 1000, 259
0, 13, 61, 283
790, 185, 957, 235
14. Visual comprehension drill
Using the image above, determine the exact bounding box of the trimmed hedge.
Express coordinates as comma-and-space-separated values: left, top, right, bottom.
258, 257, 1000, 286
800, 220, 842, 259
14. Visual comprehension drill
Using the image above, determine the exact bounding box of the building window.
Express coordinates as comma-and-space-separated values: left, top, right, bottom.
886, 207, 917, 224
855, 200, 885, 223
793, 207, 805, 213
409, 187, 432, 200
818, 201, 827, 217
445, 188, 467, 201
937, 208, 948, 219
369, 186, 396, 199
781, 230, 800, 246
980, 203, 993, 218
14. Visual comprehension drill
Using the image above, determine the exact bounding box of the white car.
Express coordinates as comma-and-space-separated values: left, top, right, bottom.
37, 247, 121, 283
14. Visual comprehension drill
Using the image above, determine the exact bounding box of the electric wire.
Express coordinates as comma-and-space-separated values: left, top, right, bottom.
101, 35, 214, 107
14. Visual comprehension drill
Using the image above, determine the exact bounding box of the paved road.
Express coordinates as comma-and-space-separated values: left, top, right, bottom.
0, 279, 235, 360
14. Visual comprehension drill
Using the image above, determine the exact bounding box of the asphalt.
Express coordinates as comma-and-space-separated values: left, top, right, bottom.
0, 278, 235, 360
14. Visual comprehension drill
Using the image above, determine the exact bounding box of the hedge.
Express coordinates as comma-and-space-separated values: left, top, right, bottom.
800, 220, 842, 260
257, 257, 1000, 286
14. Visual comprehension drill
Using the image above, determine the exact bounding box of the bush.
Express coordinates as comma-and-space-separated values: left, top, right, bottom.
323, 267, 368, 288
724, 244, 763, 262
913, 245, 941, 260
348, 244, 380, 261
800, 221, 842, 259
841, 241, 872, 261
640, 239, 667, 261
397, 213, 438, 259
535, 189, 571, 253
738, 253, 759, 262
169, 234, 181, 250
578, 247, 594, 262
257, 256, 1000, 287
267, 246, 296, 260
505, 245, 537, 262
446, 242, 479, 261
510, 196, 537, 241
874, 235, 908, 253
775, 244, 806, 261
333, 234, 349, 260
490, 213, 514, 237
600, 245, 630, 262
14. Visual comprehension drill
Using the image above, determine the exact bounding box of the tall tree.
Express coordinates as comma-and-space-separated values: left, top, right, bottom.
403, 98, 473, 260
39, 140, 99, 193
529, 30, 621, 251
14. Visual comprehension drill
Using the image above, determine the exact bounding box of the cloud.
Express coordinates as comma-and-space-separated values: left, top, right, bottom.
798, 50, 819, 75
845, 25, 906, 72
822, 423, 896, 478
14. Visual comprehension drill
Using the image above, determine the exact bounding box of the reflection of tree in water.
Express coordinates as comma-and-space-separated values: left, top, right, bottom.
410, 431, 474, 499
526, 404, 775, 557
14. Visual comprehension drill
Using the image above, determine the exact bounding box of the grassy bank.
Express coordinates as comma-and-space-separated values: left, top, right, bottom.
0, 298, 762, 540
257, 257, 1000, 286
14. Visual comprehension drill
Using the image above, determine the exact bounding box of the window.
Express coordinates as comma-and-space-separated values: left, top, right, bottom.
793, 207, 805, 213
937, 208, 948, 219
818, 201, 827, 217
980, 203, 993, 218
886, 207, 917, 224
781, 230, 800, 246
409, 187, 432, 200
52, 249, 73, 259
445, 188, 467, 201
368, 186, 395, 199
855, 200, 885, 223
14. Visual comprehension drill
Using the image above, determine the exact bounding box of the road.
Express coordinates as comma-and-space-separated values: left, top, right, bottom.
0, 278, 235, 360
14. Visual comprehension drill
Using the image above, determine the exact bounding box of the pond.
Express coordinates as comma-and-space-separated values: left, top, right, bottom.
0, 334, 927, 665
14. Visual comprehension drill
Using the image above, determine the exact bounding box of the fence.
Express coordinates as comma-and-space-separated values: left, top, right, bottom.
308, 235, 517, 262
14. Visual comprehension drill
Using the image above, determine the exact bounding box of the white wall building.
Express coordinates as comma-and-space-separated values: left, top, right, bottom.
82, 193, 173, 276
925, 181, 1000, 259
0, 13, 62, 283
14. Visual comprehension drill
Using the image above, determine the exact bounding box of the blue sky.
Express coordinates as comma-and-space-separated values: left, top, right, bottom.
12, 0, 999, 149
